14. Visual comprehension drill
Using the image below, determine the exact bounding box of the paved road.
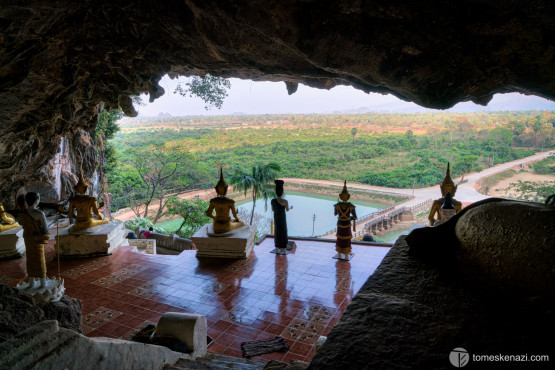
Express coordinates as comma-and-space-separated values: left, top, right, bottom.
115, 150, 552, 224
284, 150, 553, 207
292, 150, 552, 238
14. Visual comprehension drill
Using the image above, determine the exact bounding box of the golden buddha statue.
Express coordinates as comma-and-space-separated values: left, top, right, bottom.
428, 163, 462, 225
0, 203, 20, 232
62, 171, 110, 230
205, 168, 245, 234
334, 181, 357, 259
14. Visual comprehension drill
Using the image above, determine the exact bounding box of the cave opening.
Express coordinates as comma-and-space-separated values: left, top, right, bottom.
1, 1, 554, 368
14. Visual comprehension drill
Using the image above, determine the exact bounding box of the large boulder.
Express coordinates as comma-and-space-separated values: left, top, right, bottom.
0, 284, 45, 342
407, 198, 555, 302
309, 199, 555, 369
0, 284, 83, 343
454, 200, 555, 301
0, 320, 189, 370
309, 236, 555, 369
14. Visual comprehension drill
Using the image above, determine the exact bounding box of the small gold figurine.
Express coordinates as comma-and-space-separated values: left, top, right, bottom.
428, 163, 462, 225
60, 170, 110, 230
0, 204, 20, 232
205, 168, 246, 233
334, 181, 357, 260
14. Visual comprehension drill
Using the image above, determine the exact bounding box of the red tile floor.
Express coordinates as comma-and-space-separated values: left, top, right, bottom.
0, 238, 390, 363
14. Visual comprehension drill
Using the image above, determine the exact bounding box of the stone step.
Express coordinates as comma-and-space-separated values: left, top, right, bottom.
168, 352, 265, 370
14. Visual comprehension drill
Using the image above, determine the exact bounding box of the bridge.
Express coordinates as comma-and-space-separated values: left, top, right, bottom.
318, 198, 432, 240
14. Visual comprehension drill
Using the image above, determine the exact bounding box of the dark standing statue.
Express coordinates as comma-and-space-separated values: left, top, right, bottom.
271, 180, 293, 255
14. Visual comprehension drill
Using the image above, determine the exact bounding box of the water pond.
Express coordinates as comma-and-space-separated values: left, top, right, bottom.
380, 224, 425, 243
237, 191, 385, 237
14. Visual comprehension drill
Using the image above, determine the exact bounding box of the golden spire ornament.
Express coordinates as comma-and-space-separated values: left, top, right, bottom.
74, 170, 89, 194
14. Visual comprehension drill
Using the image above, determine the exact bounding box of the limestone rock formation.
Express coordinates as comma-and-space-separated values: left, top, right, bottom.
308, 236, 555, 369
1, 1, 555, 202
0, 320, 189, 370
406, 198, 555, 302
0, 284, 83, 343
0, 284, 45, 342
41, 295, 84, 335
454, 200, 555, 301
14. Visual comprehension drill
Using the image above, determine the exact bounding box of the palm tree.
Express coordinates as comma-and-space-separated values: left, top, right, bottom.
230, 163, 281, 225
351, 127, 358, 141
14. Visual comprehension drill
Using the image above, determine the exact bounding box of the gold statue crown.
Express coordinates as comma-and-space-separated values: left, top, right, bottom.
75, 170, 89, 194
339, 180, 350, 201
440, 162, 456, 196
215, 167, 228, 194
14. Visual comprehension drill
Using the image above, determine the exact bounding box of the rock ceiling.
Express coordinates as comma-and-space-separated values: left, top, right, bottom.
1, 0, 554, 201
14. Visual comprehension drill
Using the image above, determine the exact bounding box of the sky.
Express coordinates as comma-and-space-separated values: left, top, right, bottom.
134, 75, 555, 117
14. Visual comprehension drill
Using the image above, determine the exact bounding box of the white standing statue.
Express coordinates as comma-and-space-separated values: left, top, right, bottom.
16, 191, 64, 303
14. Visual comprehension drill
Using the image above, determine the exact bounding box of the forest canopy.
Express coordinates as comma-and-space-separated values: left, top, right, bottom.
107, 111, 555, 211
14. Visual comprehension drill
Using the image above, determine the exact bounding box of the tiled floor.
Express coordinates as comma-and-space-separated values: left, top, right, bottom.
0, 237, 390, 363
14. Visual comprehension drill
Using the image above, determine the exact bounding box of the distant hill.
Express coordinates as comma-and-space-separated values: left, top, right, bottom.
332, 94, 555, 114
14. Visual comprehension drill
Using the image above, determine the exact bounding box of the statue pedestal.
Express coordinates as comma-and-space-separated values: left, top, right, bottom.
333, 252, 354, 261
17, 278, 65, 304
0, 227, 25, 260
58, 222, 127, 258
192, 224, 256, 259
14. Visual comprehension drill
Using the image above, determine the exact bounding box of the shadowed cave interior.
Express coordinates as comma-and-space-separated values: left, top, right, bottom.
0, 1, 554, 369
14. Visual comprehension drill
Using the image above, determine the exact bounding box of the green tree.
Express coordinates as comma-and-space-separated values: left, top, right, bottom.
174, 75, 231, 110
230, 163, 281, 225
164, 196, 211, 238
453, 154, 479, 181
511, 121, 526, 145
95, 109, 123, 216
126, 145, 206, 223
488, 127, 513, 146
531, 156, 555, 175
351, 127, 358, 141
532, 115, 543, 147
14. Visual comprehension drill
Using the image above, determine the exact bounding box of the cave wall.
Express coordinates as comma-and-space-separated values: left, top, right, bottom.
1, 0, 555, 203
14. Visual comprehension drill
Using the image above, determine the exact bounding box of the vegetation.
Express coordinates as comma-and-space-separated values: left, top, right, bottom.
112, 145, 208, 223
230, 163, 281, 225
504, 180, 555, 202
124, 217, 168, 234
174, 75, 231, 110
477, 170, 517, 195
164, 196, 211, 238
531, 156, 555, 175
108, 111, 555, 214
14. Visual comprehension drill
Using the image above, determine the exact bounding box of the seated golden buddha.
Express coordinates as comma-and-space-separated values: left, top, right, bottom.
428, 163, 462, 225
0, 203, 20, 232
63, 171, 110, 230
205, 168, 245, 234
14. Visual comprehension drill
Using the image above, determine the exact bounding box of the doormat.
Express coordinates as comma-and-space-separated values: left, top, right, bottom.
241, 336, 290, 358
